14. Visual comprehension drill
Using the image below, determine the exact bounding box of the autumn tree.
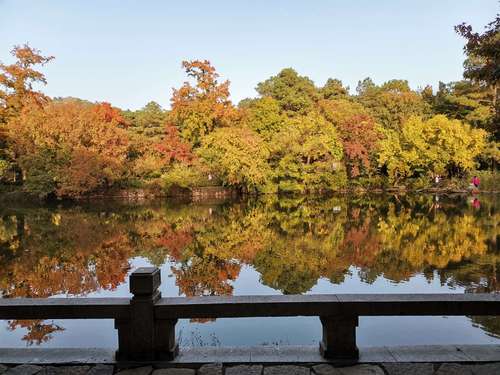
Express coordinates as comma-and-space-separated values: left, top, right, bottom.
8, 101, 129, 198
169, 60, 236, 147
269, 112, 345, 192
0, 44, 53, 125
337, 115, 380, 178
425, 80, 497, 162
0, 44, 53, 182
158, 122, 207, 192
198, 127, 272, 192
378, 115, 486, 182
319, 99, 380, 178
158, 125, 195, 165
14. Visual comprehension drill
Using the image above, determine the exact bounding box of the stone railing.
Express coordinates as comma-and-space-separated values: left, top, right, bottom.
1, 267, 500, 361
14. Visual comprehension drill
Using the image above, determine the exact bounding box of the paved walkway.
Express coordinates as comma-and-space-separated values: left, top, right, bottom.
2, 362, 500, 375
2, 346, 500, 374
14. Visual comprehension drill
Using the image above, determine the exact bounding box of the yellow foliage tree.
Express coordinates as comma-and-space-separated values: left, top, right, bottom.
378, 115, 486, 182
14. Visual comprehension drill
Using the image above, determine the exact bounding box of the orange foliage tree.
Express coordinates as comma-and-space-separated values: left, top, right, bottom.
168, 60, 237, 147
0, 44, 53, 125
8, 100, 129, 198
0, 44, 53, 182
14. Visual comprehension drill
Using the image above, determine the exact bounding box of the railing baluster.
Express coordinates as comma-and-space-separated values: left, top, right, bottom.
319, 315, 359, 359
155, 318, 179, 360
115, 267, 177, 361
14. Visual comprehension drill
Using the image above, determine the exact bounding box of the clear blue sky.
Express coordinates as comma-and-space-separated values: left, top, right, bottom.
1, 0, 498, 110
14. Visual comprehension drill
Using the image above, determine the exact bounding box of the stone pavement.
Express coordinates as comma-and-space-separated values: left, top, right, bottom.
2, 346, 500, 374
2, 362, 500, 374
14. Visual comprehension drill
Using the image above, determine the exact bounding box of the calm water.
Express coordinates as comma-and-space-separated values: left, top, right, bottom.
0, 194, 498, 348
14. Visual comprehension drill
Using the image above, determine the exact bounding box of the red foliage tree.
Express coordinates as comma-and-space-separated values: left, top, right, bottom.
157, 125, 195, 165
337, 114, 381, 178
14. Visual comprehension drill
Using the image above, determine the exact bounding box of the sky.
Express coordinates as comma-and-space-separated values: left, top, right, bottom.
0, 0, 498, 110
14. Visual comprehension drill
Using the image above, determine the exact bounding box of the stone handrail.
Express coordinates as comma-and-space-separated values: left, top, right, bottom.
1, 267, 500, 362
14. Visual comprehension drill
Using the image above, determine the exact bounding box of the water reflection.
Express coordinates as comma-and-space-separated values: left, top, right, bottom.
0, 194, 498, 345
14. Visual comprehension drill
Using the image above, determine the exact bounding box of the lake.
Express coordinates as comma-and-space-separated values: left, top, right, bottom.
0, 193, 498, 348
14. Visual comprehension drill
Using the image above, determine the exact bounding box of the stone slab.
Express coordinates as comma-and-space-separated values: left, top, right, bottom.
358, 348, 396, 363
38, 366, 90, 375
466, 363, 500, 375
387, 345, 471, 363
5, 365, 42, 375
115, 366, 153, 375
314, 365, 384, 375
197, 363, 222, 375
0, 349, 115, 365
381, 363, 434, 375
435, 363, 474, 375
225, 365, 263, 375
152, 369, 195, 375
264, 366, 310, 375
172, 347, 251, 364
87, 365, 114, 375
0, 345, 500, 366
312, 365, 335, 375
456, 345, 500, 361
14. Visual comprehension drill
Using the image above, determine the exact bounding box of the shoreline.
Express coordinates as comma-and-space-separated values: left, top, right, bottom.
0, 185, 498, 205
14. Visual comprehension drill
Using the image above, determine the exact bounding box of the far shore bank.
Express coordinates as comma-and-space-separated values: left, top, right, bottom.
0, 184, 498, 205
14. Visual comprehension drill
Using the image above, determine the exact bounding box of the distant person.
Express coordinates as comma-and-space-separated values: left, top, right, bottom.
434, 175, 441, 185
472, 175, 480, 189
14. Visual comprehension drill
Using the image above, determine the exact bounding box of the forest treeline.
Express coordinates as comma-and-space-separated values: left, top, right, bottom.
0, 16, 498, 198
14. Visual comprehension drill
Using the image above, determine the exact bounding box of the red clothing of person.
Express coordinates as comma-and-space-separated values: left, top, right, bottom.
473, 198, 481, 209
472, 176, 480, 187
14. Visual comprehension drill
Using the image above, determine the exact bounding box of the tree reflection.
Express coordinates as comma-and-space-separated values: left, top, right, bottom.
0, 194, 498, 343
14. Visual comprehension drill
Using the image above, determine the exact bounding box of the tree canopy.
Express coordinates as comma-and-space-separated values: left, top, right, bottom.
8, 100, 129, 197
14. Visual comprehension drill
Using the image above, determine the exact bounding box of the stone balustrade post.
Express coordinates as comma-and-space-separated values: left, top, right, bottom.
115, 267, 178, 361
319, 315, 359, 359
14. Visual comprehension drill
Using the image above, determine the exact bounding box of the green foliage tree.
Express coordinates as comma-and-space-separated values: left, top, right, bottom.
125, 101, 166, 140
240, 97, 287, 141
123, 101, 167, 183
356, 78, 430, 131
319, 78, 349, 100
256, 68, 318, 116
455, 16, 499, 118
427, 80, 495, 133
